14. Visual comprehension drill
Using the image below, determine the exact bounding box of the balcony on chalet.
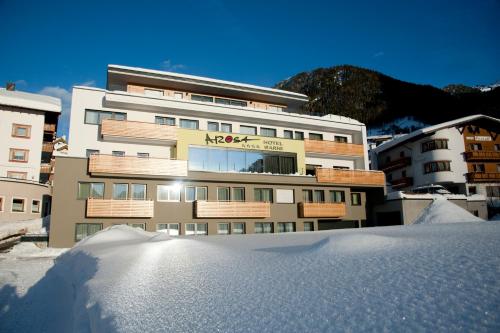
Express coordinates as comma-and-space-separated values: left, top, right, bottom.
42, 142, 54, 153
298, 202, 346, 218
464, 150, 500, 161
88, 154, 188, 177
195, 201, 271, 218
101, 119, 177, 145
315, 168, 386, 186
379, 156, 411, 172
40, 163, 52, 174
86, 198, 154, 218
466, 172, 500, 183
43, 123, 56, 132
390, 176, 413, 189
304, 139, 364, 157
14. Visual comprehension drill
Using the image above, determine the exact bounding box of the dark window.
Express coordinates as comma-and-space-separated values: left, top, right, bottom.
75, 223, 103, 241
351, 193, 362, 206
309, 133, 323, 141
255, 188, 273, 202
260, 128, 277, 137
424, 161, 451, 174
330, 190, 345, 203
155, 116, 175, 126
473, 164, 485, 172
421, 139, 448, 152
486, 186, 500, 197
313, 190, 325, 203
294, 131, 304, 140
284, 130, 293, 139
302, 190, 313, 203
334, 136, 348, 143
191, 94, 214, 103
400, 151, 405, 157
112, 151, 125, 157
469, 143, 482, 151
86, 149, 99, 157
180, 119, 199, 129
468, 186, 477, 195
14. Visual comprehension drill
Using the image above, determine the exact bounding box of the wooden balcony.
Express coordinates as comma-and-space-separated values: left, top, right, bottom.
464, 151, 500, 161
466, 172, 500, 183
316, 168, 386, 186
86, 199, 154, 218
195, 201, 271, 218
379, 156, 411, 172
298, 202, 346, 218
88, 154, 188, 177
390, 177, 413, 189
101, 119, 177, 145
43, 123, 56, 132
304, 139, 364, 157
40, 163, 52, 174
42, 142, 54, 153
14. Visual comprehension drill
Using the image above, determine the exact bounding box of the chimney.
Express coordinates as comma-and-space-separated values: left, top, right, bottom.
6, 82, 15, 91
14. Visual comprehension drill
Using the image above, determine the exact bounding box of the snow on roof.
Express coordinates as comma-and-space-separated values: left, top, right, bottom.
412, 197, 484, 224
372, 114, 500, 153
0, 88, 61, 113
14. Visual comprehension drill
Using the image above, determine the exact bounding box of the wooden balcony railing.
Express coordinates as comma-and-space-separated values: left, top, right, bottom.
304, 139, 364, 157
466, 172, 500, 183
195, 201, 271, 218
88, 154, 188, 177
40, 163, 52, 174
44, 123, 56, 132
298, 202, 346, 218
390, 177, 413, 189
101, 119, 177, 144
379, 156, 411, 172
316, 168, 386, 186
42, 142, 54, 153
86, 199, 154, 218
464, 151, 500, 161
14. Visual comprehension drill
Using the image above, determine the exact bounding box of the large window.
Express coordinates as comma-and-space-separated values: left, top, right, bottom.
233, 188, 245, 201
330, 190, 345, 203
217, 223, 230, 235
239, 125, 257, 135
180, 119, 199, 129
156, 223, 179, 236
277, 222, 295, 233
260, 127, 277, 137
254, 188, 273, 202
157, 185, 181, 201
303, 190, 325, 203
422, 139, 448, 152
12, 198, 25, 212
85, 110, 126, 124
78, 182, 104, 199
113, 184, 129, 200
217, 187, 230, 201
255, 222, 273, 234
185, 223, 207, 236
75, 223, 102, 241
188, 147, 297, 175
155, 116, 175, 126
131, 184, 146, 200
232, 222, 245, 234
424, 161, 451, 174
185, 186, 208, 201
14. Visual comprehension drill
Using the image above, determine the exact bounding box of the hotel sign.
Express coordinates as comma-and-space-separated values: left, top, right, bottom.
204, 133, 285, 151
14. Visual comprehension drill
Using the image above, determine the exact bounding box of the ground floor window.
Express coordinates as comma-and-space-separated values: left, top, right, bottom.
157, 223, 180, 236
217, 223, 230, 235
129, 223, 145, 230
75, 223, 103, 241
185, 223, 207, 236
255, 222, 273, 234
232, 222, 245, 234
277, 222, 295, 233
304, 221, 314, 231
11, 198, 25, 212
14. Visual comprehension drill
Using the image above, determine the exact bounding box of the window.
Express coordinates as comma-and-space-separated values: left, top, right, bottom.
12, 124, 31, 138
351, 193, 361, 206
75, 223, 102, 241
472, 164, 485, 172
277, 222, 295, 233
157, 223, 180, 236
131, 184, 146, 200
469, 186, 477, 195
260, 127, 277, 137
233, 187, 245, 201
469, 143, 482, 151
268, 105, 283, 112
174, 92, 183, 99
276, 189, 294, 203
486, 186, 500, 198
217, 187, 230, 201
185, 186, 208, 201
113, 184, 129, 200
304, 222, 314, 232
77, 182, 104, 199
330, 190, 345, 203
185, 223, 207, 236
157, 185, 181, 201
86, 149, 99, 157
232, 222, 245, 234
137, 153, 149, 158
424, 161, 451, 174
218, 223, 230, 235
254, 188, 273, 202
214, 97, 248, 107
112, 151, 125, 157
313, 190, 325, 203
294, 131, 304, 140
12, 198, 25, 212
334, 136, 347, 143
495, 144, 500, 151
255, 222, 273, 234
31, 200, 41, 213
306, 164, 320, 176
208, 122, 219, 131
84, 110, 126, 125
191, 94, 214, 103
302, 190, 313, 203
309, 133, 323, 141
129, 223, 145, 230
180, 119, 199, 129
284, 130, 293, 139
221, 123, 232, 133
239, 125, 257, 135
9, 149, 28, 162
7, 171, 27, 180
155, 116, 175, 126
421, 139, 448, 152
144, 88, 164, 97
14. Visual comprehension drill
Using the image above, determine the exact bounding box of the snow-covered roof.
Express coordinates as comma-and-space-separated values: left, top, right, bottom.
372, 114, 500, 153
0, 88, 61, 113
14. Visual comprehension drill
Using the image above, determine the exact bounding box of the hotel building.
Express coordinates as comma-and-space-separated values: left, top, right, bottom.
49, 65, 385, 247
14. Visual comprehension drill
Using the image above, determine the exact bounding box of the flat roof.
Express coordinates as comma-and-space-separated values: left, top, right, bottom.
0, 88, 61, 113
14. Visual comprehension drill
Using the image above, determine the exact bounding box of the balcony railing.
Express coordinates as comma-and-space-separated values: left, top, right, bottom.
195, 201, 271, 218
464, 151, 500, 161
304, 139, 364, 157
40, 163, 52, 174
379, 156, 411, 172
298, 202, 346, 218
316, 168, 386, 186
43, 123, 56, 132
42, 142, 54, 153
101, 119, 177, 144
390, 177, 413, 189
466, 172, 500, 183
86, 199, 154, 218
88, 154, 188, 177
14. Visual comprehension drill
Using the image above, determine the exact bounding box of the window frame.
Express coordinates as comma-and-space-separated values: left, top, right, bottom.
12, 124, 31, 139
283, 130, 293, 139
131, 184, 147, 200
9, 148, 29, 163
309, 133, 323, 141
423, 160, 452, 174
155, 116, 176, 126
294, 131, 304, 140
75, 223, 103, 241
86, 149, 99, 157
84, 109, 127, 125
77, 182, 105, 200
221, 123, 232, 133
179, 119, 199, 129
277, 222, 296, 233
254, 188, 273, 203
157, 185, 181, 202
254, 222, 274, 234
113, 183, 129, 200
7, 171, 27, 179
304, 221, 314, 232
260, 127, 277, 137
185, 223, 208, 236
232, 187, 245, 201
334, 135, 348, 143
31, 199, 41, 213
207, 121, 220, 132
0, 196, 3, 212
232, 222, 246, 234
217, 187, 231, 201
144, 88, 164, 97
330, 190, 345, 203
185, 186, 208, 202
156, 223, 180, 236
11, 197, 26, 213
217, 223, 231, 235
351, 193, 362, 206
239, 125, 257, 135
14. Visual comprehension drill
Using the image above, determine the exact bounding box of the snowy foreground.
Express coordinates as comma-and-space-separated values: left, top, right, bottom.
1, 223, 500, 332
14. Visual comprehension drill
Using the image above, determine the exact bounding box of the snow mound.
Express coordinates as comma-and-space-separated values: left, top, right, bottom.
5, 242, 67, 258
413, 198, 484, 224
77, 224, 171, 247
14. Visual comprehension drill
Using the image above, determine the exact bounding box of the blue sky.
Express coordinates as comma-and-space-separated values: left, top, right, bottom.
1, 0, 499, 135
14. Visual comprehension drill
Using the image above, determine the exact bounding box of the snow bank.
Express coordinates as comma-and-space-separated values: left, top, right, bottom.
5, 242, 67, 258
1, 223, 500, 332
0, 216, 49, 239
413, 197, 484, 224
